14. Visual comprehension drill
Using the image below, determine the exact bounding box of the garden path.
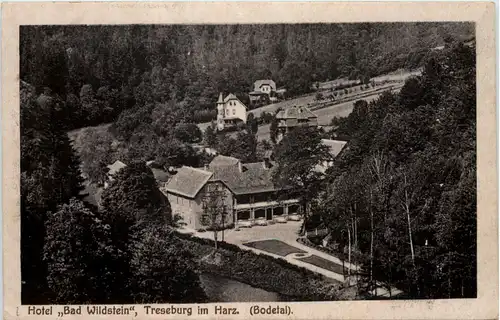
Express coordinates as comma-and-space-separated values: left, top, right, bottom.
178, 221, 403, 298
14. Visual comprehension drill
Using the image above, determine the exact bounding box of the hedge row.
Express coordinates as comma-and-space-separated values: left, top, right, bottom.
197, 223, 235, 232
174, 232, 353, 301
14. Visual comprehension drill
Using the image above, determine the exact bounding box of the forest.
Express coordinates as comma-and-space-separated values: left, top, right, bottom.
20, 23, 473, 130
21, 87, 208, 303
20, 23, 476, 302
20, 22, 474, 184
319, 42, 476, 298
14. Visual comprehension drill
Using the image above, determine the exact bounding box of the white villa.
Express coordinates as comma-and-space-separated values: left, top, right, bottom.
216, 93, 248, 131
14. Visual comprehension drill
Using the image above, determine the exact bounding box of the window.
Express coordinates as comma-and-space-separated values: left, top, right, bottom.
176, 196, 179, 204
226, 109, 229, 116
232, 109, 235, 115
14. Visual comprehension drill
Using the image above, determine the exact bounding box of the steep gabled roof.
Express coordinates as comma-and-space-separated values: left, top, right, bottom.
230, 162, 277, 195
217, 92, 224, 103
209, 155, 240, 168
276, 105, 317, 120
223, 93, 248, 109
107, 160, 127, 176
207, 157, 279, 195
254, 79, 276, 91
224, 93, 238, 102
165, 166, 213, 199
314, 140, 348, 173
151, 168, 171, 183
321, 139, 347, 158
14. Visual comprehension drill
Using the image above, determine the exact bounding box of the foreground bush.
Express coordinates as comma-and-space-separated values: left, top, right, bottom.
130, 226, 207, 303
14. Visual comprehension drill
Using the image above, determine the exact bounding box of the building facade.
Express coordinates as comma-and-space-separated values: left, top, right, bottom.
275, 105, 318, 142
162, 155, 301, 230
163, 166, 234, 230
314, 139, 348, 173
104, 160, 127, 188
249, 79, 278, 106
216, 93, 248, 131
207, 155, 301, 224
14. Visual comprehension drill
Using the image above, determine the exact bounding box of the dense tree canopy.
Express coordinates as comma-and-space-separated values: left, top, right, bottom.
217, 130, 258, 163
20, 23, 476, 303
320, 43, 476, 298
100, 162, 172, 227
44, 199, 116, 304
130, 225, 207, 303
21, 82, 85, 303
272, 126, 331, 232
20, 23, 473, 129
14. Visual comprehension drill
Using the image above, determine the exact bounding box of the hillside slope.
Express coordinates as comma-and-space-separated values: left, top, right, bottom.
320, 43, 476, 299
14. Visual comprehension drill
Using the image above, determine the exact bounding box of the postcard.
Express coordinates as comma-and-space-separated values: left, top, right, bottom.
2, 2, 497, 319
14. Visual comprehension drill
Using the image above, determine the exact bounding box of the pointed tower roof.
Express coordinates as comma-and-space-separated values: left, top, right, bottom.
217, 92, 224, 104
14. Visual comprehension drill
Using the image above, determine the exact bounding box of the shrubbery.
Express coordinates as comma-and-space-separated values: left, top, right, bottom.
174, 231, 353, 301
193, 109, 217, 123
196, 222, 235, 232
321, 44, 477, 299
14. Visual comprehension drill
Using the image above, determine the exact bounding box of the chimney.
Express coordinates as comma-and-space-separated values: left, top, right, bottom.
238, 161, 242, 173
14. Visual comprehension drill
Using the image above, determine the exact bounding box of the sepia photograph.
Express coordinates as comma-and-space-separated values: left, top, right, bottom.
2, 2, 497, 319
19, 21, 479, 304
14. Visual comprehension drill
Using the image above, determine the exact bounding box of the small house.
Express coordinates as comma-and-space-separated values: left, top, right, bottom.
216, 93, 248, 131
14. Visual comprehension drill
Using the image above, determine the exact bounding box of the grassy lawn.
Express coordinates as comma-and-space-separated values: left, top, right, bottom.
297, 255, 345, 275
243, 239, 307, 257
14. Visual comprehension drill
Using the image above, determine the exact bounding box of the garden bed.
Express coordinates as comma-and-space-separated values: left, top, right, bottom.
174, 232, 352, 301
297, 237, 364, 265
296, 255, 345, 275
243, 239, 307, 257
